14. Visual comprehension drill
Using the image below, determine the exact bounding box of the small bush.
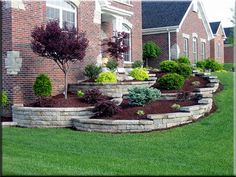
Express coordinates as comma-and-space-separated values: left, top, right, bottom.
171, 103, 181, 110
1, 91, 8, 107
196, 60, 207, 69
160, 60, 178, 73
177, 91, 191, 101
205, 59, 223, 72
177, 56, 191, 65
33, 74, 52, 97
96, 71, 117, 83
77, 90, 85, 97
143, 41, 162, 59
136, 110, 145, 116
93, 100, 121, 117
132, 60, 143, 68
84, 64, 102, 80
106, 59, 118, 71
175, 63, 192, 78
128, 86, 161, 106
129, 68, 149, 81
157, 73, 184, 90
83, 89, 102, 104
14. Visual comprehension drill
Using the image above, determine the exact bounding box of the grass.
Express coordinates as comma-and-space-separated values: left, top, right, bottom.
224, 63, 235, 71
2, 72, 234, 176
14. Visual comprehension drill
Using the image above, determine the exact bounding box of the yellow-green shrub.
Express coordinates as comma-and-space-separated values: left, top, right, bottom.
129, 68, 149, 81
95, 72, 117, 83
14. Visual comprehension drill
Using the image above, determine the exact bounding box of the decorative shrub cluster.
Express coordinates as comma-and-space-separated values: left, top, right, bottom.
96, 71, 117, 83
128, 86, 161, 106
33, 74, 52, 97
83, 89, 102, 104
129, 68, 149, 81
160, 60, 178, 73
106, 59, 118, 71
1, 91, 8, 107
176, 56, 191, 65
174, 63, 192, 78
196, 59, 223, 72
93, 100, 121, 117
157, 73, 184, 90
84, 64, 102, 80
132, 60, 143, 68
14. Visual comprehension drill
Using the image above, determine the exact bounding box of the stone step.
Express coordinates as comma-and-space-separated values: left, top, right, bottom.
148, 73, 156, 77
149, 77, 157, 81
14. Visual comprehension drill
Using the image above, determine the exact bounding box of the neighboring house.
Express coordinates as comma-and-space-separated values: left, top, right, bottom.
142, 0, 214, 67
2, 0, 142, 113
224, 27, 234, 63
209, 21, 226, 63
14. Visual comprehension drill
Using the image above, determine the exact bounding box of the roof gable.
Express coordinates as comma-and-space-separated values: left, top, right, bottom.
210, 22, 221, 34
142, 1, 192, 29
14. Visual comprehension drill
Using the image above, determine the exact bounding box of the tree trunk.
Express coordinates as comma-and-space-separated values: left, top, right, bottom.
64, 72, 68, 99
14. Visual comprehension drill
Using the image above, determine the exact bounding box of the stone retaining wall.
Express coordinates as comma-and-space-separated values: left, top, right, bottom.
72, 97, 213, 133
12, 106, 94, 128
68, 80, 155, 97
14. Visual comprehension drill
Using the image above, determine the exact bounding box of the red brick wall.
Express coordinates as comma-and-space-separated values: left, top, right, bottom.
224, 45, 234, 63
2, 0, 142, 113
210, 27, 225, 63
143, 32, 177, 68
177, 5, 210, 63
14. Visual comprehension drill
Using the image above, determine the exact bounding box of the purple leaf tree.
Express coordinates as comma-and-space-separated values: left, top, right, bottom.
106, 31, 129, 60
31, 21, 89, 99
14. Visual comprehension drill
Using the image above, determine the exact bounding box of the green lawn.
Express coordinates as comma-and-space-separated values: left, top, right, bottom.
2, 72, 234, 176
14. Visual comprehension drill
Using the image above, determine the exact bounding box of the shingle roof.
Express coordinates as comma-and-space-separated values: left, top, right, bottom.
142, 1, 192, 29
209, 22, 221, 34
224, 27, 234, 44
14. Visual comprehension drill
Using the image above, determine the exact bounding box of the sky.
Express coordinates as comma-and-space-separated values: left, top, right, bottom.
200, 0, 235, 27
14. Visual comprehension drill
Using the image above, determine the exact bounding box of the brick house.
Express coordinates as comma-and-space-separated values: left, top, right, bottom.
2, 0, 142, 115
224, 27, 234, 63
209, 21, 226, 63
142, 0, 214, 67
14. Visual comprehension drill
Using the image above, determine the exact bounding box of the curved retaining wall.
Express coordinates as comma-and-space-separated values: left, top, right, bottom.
68, 80, 155, 97
12, 106, 94, 128
72, 98, 213, 133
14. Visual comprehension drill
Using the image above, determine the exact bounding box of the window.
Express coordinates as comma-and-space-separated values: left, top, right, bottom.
193, 37, 198, 63
116, 0, 131, 5
183, 38, 189, 57
201, 42, 206, 59
46, 0, 76, 29
122, 24, 131, 62
217, 43, 221, 58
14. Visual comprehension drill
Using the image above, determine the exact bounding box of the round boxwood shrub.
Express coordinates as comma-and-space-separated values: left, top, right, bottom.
177, 56, 191, 65
132, 60, 144, 68
129, 68, 149, 81
1, 91, 8, 107
143, 41, 162, 59
84, 64, 102, 80
96, 71, 117, 83
33, 74, 52, 97
205, 59, 223, 71
196, 60, 207, 69
106, 59, 118, 71
157, 73, 185, 90
159, 60, 178, 73
128, 86, 161, 106
175, 63, 192, 78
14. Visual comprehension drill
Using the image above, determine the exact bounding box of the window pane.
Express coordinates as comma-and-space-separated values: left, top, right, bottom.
46, 7, 60, 22
47, 0, 75, 10
63, 10, 75, 28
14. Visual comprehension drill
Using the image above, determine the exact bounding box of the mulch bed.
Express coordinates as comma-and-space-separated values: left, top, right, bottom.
94, 99, 198, 120
25, 92, 110, 108
1, 116, 13, 122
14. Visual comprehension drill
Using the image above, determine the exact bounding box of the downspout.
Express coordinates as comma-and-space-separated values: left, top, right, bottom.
167, 28, 171, 60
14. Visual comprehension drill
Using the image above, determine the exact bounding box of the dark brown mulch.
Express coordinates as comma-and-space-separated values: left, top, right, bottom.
1, 116, 12, 122
96, 99, 198, 120
25, 92, 110, 108
152, 72, 209, 93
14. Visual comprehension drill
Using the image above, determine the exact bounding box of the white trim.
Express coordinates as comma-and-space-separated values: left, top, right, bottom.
200, 38, 206, 43
192, 33, 198, 38
101, 4, 133, 17
113, 0, 133, 7
179, 0, 214, 41
182, 33, 190, 39
142, 26, 179, 35
216, 23, 227, 39
122, 19, 132, 29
